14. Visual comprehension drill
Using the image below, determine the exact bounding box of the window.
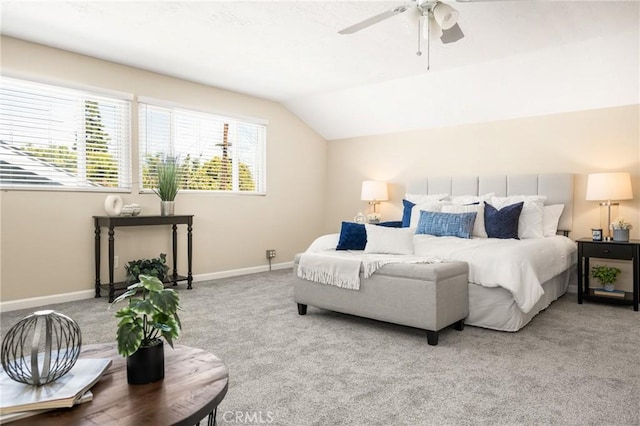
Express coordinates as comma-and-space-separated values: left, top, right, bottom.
0, 77, 131, 191
138, 100, 266, 194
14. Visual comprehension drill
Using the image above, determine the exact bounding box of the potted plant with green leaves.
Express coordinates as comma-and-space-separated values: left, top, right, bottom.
125, 253, 169, 284
591, 265, 621, 292
111, 274, 181, 384
154, 156, 181, 216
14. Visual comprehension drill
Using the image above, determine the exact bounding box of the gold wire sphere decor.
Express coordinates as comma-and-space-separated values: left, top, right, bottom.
1, 310, 82, 385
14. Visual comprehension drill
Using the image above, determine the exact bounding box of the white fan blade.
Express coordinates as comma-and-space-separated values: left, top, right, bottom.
338, 4, 414, 35
440, 23, 464, 44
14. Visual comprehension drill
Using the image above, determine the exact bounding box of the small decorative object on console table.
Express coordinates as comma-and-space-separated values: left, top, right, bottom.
103, 195, 123, 217
111, 275, 181, 385
610, 218, 632, 242
1, 310, 81, 385
154, 156, 181, 216
576, 238, 639, 311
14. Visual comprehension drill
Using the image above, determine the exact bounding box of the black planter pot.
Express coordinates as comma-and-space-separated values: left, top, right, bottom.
127, 340, 165, 385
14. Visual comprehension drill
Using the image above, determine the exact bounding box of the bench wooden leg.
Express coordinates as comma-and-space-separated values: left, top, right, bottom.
297, 303, 307, 315
426, 330, 439, 346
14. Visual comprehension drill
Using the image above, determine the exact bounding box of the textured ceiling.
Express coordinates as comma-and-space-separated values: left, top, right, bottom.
2, 1, 639, 139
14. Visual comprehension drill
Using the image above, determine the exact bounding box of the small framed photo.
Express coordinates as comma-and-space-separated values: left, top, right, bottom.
591, 228, 603, 241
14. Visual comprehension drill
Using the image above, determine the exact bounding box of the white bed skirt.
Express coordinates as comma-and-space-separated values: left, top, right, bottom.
466, 268, 575, 332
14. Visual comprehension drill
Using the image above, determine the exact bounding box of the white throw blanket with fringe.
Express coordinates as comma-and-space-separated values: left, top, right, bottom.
297, 251, 442, 290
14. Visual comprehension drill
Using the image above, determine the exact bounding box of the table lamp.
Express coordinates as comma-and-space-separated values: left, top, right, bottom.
586, 172, 633, 240
361, 180, 388, 214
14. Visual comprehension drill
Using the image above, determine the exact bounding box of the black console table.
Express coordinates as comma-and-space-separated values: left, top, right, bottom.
93, 215, 194, 302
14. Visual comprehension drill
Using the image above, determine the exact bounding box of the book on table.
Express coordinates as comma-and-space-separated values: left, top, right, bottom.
0, 358, 111, 415
0, 390, 93, 423
593, 288, 626, 298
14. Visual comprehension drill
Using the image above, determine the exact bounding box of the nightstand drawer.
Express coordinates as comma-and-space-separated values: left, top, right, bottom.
582, 243, 633, 260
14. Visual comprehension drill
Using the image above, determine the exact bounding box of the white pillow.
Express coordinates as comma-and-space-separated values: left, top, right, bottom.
543, 204, 565, 237
364, 224, 414, 255
448, 193, 494, 205
490, 195, 547, 239
405, 193, 449, 204
442, 203, 487, 238
409, 202, 444, 228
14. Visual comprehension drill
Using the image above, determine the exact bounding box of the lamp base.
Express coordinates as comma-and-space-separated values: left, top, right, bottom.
598, 202, 619, 241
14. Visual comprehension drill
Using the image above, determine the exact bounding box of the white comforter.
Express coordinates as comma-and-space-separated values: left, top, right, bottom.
305, 234, 577, 313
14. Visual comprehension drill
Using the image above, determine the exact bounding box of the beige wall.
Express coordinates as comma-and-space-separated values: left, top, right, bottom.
2, 35, 639, 303
326, 105, 640, 290
0, 36, 328, 302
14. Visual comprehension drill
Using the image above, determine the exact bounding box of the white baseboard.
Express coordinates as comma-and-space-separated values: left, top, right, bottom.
567, 284, 577, 294
0, 289, 96, 313
194, 261, 293, 281
0, 261, 294, 313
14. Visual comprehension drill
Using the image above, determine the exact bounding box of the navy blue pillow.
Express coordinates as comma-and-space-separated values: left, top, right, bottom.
484, 202, 524, 239
378, 221, 403, 228
401, 199, 415, 228
336, 222, 367, 250
416, 211, 477, 239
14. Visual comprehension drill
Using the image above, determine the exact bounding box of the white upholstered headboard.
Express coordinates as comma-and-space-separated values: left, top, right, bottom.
406, 174, 574, 232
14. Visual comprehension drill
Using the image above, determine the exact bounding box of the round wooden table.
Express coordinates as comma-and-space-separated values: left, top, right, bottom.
11, 343, 229, 426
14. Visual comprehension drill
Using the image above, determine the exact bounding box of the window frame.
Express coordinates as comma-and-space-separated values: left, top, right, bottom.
0, 75, 133, 193
137, 97, 268, 196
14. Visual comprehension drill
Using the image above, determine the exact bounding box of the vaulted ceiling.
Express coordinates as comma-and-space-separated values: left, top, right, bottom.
2, 1, 638, 140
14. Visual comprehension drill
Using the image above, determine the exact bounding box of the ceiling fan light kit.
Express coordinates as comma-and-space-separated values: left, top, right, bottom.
433, 2, 459, 30
338, 0, 464, 70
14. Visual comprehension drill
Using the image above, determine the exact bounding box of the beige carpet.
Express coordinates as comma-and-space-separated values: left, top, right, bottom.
1, 269, 639, 425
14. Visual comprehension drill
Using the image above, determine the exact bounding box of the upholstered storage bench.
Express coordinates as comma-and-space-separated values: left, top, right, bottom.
293, 257, 469, 345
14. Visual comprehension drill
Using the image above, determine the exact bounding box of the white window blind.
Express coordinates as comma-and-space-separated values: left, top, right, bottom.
139, 101, 266, 194
0, 77, 131, 190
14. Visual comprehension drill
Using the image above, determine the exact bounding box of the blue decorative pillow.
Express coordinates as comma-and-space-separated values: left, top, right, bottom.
415, 211, 477, 239
401, 199, 415, 227
378, 221, 403, 228
484, 202, 524, 239
336, 222, 367, 250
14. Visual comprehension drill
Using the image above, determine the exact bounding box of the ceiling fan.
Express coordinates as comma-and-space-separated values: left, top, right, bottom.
338, 0, 466, 69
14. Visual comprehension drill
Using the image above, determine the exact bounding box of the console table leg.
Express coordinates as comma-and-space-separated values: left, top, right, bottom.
187, 222, 193, 290
172, 224, 178, 286
108, 227, 115, 303
94, 220, 101, 298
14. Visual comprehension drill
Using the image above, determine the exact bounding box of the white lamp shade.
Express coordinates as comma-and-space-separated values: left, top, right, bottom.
586, 172, 633, 201
433, 2, 459, 30
361, 180, 388, 201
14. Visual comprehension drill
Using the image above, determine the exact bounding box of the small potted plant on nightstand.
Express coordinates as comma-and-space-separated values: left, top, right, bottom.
591, 265, 621, 292
111, 275, 181, 384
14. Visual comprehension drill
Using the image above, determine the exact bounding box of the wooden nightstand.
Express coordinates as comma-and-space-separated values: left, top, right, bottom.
576, 238, 639, 311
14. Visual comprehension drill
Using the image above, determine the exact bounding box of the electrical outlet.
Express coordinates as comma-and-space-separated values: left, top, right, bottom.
266, 249, 276, 259
114, 256, 119, 269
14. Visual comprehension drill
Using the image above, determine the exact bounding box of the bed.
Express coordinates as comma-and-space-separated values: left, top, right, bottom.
294, 174, 578, 332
